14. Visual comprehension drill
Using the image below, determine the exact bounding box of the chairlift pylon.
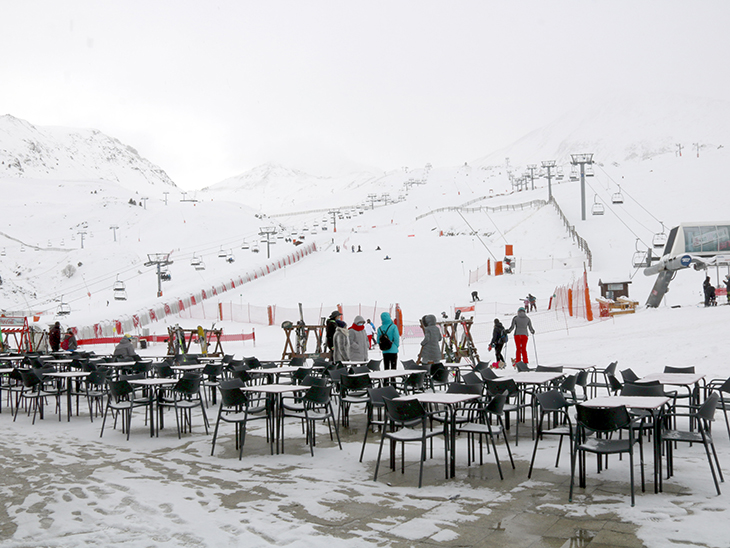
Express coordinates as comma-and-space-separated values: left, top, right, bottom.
612, 185, 624, 204
591, 195, 605, 216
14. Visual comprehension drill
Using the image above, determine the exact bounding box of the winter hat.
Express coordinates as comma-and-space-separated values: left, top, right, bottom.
329, 310, 341, 319
518, 307, 525, 312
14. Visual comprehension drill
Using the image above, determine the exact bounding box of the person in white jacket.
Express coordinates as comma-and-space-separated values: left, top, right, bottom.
364, 319, 376, 349
348, 315, 369, 362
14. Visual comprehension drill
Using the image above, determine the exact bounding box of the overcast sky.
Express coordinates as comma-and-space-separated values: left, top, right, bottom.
2, 1, 729, 190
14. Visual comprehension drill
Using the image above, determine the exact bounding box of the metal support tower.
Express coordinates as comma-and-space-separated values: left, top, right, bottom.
541, 160, 556, 200
258, 227, 277, 259
144, 253, 173, 297
571, 153, 594, 221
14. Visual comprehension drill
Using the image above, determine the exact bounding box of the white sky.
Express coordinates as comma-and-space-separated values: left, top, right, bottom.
2, 0, 729, 189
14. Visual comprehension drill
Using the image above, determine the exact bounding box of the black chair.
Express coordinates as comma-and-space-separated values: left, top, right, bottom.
100, 379, 154, 440
84, 369, 108, 422
662, 392, 724, 495
484, 378, 527, 445
479, 368, 498, 381
569, 404, 643, 507
707, 377, 730, 440
211, 380, 268, 459
620, 368, 639, 384
536, 365, 563, 373
529, 390, 573, 478
374, 397, 447, 488
663, 366, 699, 413
428, 363, 450, 391
297, 385, 342, 456
456, 391, 515, 477
200, 362, 223, 407
13, 369, 62, 424
398, 370, 428, 395
587, 361, 618, 397
401, 359, 420, 370
515, 362, 531, 372
366, 359, 381, 372
359, 385, 401, 462
664, 365, 695, 374
167, 376, 209, 438
339, 373, 372, 428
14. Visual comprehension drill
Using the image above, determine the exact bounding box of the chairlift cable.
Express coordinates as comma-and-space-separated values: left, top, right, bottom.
456, 210, 497, 261
584, 179, 652, 249
595, 164, 663, 225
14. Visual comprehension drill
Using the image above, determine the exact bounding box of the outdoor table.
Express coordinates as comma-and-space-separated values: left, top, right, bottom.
45, 371, 92, 421
637, 373, 706, 416
396, 392, 481, 479
582, 395, 671, 493
128, 378, 178, 436
539, 363, 595, 372
172, 364, 205, 373
240, 384, 307, 455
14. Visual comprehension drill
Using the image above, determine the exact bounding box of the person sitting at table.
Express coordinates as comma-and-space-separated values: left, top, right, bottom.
61, 328, 77, 351
348, 316, 369, 362
113, 334, 139, 360
418, 314, 442, 365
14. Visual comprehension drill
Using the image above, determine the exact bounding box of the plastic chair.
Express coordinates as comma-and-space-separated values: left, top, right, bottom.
366, 359, 381, 372
298, 385, 341, 456
100, 380, 154, 440
84, 369, 108, 422
620, 368, 639, 384
428, 363, 450, 391
587, 361, 618, 397
374, 397, 447, 488
339, 373, 372, 428
211, 381, 269, 459
662, 392, 724, 495
529, 390, 573, 478
457, 391, 515, 477
359, 385, 400, 462
707, 377, 730, 440
167, 376, 209, 438
515, 362, 531, 372
13, 369, 62, 424
484, 378, 528, 445
570, 404, 643, 507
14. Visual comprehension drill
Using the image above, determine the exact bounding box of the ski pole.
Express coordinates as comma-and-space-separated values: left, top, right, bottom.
531, 334, 539, 365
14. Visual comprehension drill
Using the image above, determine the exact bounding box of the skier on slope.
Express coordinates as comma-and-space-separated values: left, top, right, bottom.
506, 307, 535, 365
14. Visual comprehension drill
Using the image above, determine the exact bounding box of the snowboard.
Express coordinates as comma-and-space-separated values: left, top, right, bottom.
197, 325, 208, 355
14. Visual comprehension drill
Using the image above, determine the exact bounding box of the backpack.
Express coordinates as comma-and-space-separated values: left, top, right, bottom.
499, 328, 508, 344
378, 325, 394, 351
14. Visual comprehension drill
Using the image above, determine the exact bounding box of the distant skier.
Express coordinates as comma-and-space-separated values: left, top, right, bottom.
471, 291, 481, 302
527, 294, 537, 311
506, 308, 535, 365
725, 276, 730, 304
703, 276, 715, 307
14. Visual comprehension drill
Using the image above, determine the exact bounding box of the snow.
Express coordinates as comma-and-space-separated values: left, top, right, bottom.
2, 96, 730, 546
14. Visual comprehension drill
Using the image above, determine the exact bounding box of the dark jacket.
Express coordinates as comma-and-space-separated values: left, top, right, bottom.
490, 321, 507, 347
49, 324, 62, 351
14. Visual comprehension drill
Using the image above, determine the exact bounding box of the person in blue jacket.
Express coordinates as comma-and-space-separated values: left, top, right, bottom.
377, 311, 400, 370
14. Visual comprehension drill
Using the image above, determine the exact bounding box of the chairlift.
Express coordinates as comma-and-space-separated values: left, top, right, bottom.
191, 255, 206, 270
612, 185, 624, 204
652, 222, 668, 248
241, 239, 250, 250
56, 302, 71, 316
585, 165, 594, 177
569, 166, 579, 181
113, 277, 127, 301
0, 247, 5, 256
218, 247, 227, 258
251, 244, 260, 253
591, 195, 605, 216
20, 244, 25, 252
226, 250, 235, 263
632, 239, 651, 268
160, 269, 172, 282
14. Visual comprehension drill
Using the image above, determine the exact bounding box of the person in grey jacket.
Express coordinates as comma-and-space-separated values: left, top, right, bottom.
419, 314, 442, 364
113, 335, 139, 360
348, 315, 369, 362
506, 307, 535, 365
332, 320, 350, 364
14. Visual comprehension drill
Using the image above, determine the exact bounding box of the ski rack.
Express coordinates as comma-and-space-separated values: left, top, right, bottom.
281, 322, 327, 360
166, 326, 224, 357
438, 318, 479, 364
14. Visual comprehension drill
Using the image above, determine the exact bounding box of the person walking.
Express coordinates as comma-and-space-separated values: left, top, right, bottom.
488, 318, 508, 367
725, 275, 730, 304
49, 321, 62, 352
418, 314, 442, 365
377, 312, 400, 370
506, 307, 535, 365
348, 315, 369, 362
527, 294, 537, 312
364, 319, 376, 349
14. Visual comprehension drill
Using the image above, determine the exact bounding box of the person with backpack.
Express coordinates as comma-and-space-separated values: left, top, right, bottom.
377, 312, 400, 370
48, 321, 62, 352
325, 310, 341, 353
488, 318, 507, 367
506, 307, 535, 365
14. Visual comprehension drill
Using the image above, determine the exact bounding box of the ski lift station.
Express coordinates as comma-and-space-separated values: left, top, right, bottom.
644, 222, 730, 307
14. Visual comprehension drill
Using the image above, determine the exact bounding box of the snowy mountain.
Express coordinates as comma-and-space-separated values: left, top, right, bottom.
0, 114, 177, 194
474, 93, 730, 168
201, 162, 380, 213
